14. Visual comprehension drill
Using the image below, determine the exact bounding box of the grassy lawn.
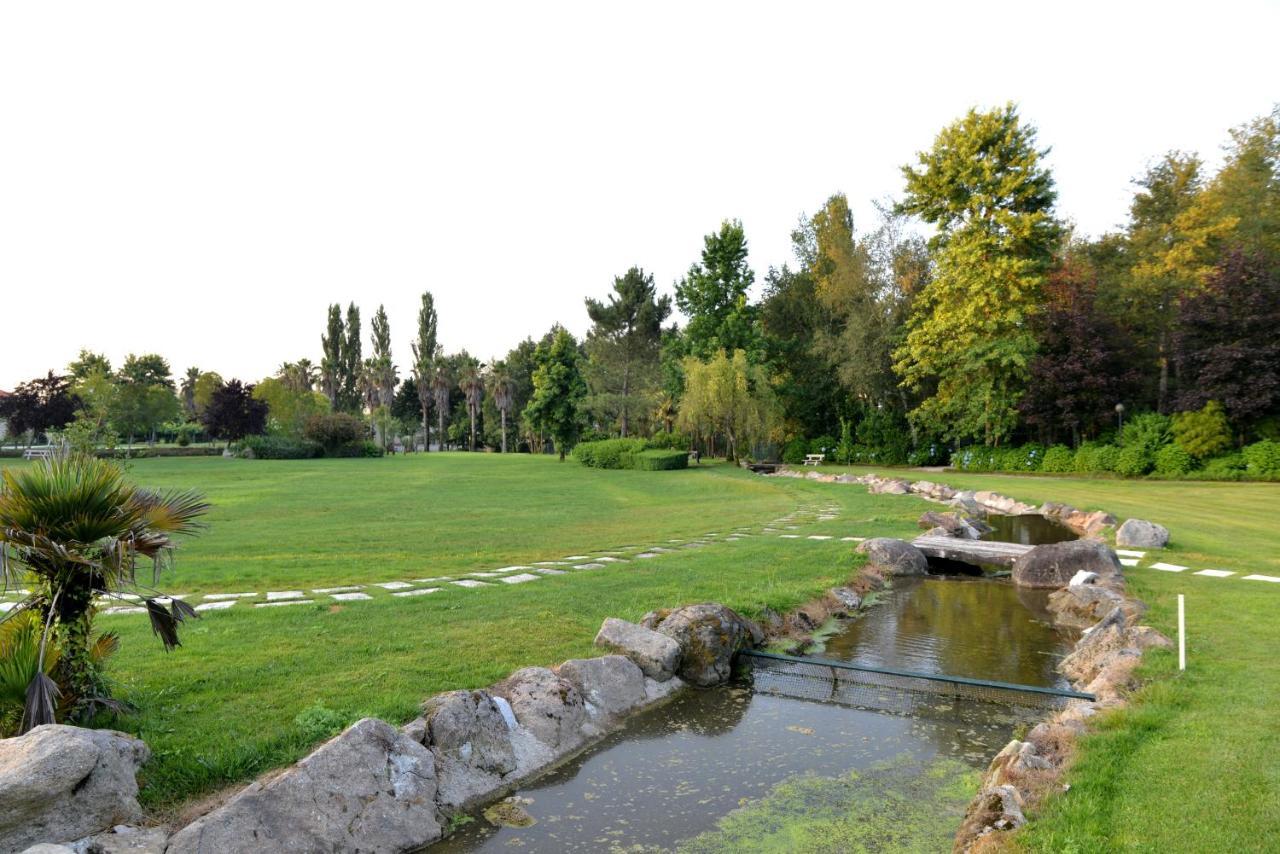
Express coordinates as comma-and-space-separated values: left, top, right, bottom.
831, 466, 1280, 852
0, 455, 921, 811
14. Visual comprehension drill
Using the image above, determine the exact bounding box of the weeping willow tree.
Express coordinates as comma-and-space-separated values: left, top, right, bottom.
0, 453, 208, 730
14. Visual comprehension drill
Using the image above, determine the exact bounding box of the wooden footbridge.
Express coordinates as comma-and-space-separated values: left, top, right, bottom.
911, 535, 1034, 567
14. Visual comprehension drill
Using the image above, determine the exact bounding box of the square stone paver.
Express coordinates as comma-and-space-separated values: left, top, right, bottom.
1195, 569, 1234, 578
331, 592, 373, 601
194, 600, 236, 612
393, 587, 441, 597
451, 579, 491, 588
266, 590, 305, 601
204, 592, 259, 600
255, 599, 314, 607
374, 581, 413, 590
1149, 562, 1188, 572
499, 573, 540, 584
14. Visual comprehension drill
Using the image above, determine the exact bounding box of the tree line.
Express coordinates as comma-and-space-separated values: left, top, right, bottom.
3, 102, 1277, 472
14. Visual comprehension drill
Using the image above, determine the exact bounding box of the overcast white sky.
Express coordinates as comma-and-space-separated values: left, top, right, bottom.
2, 1, 1277, 390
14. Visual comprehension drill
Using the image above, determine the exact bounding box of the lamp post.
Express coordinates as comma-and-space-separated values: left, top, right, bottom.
1115, 402, 1125, 433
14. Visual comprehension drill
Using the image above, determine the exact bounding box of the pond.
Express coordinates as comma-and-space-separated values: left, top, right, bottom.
433, 578, 1075, 852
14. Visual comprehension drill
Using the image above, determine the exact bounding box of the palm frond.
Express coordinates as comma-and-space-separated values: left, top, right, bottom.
144, 599, 181, 651
21, 671, 60, 732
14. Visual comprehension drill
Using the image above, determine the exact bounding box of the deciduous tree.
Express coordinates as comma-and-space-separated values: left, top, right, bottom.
524, 328, 586, 460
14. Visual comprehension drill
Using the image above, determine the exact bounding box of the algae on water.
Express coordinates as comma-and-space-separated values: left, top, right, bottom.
675, 756, 979, 854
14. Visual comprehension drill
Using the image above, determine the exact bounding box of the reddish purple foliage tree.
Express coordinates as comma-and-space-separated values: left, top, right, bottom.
1020, 261, 1143, 445
1175, 250, 1280, 434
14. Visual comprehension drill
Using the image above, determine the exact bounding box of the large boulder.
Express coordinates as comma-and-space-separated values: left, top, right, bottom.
1116, 518, 1170, 548
491, 667, 587, 750
556, 655, 647, 718
1059, 606, 1171, 687
855, 537, 928, 577
594, 617, 682, 681
417, 689, 516, 811
917, 510, 988, 539
70, 825, 169, 853
421, 690, 516, 775
647, 603, 762, 687
166, 718, 440, 854
974, 490, 1038, 515
868, 478, 910, 495
1011, 539, 1122, 589
0, 725, 150, 854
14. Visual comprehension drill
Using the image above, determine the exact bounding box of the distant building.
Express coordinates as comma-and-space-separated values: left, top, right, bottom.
0, 389, 9, 441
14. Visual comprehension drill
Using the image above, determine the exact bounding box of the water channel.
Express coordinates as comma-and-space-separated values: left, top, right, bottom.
435, 515, 1076, 852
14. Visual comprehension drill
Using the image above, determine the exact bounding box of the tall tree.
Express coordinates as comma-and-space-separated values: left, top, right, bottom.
342, 303, 363, 412
411, 292, 438, 451
0, 373, 78, 442
115, 354, 180, 446
1019, 255, 1143, 445
677, 350, 779, 461
675, 220, 760, 359
370, 304, 397, 408
1174, 250, 1280, 439
180, 367, 200, 416
1124, 152, 1214, 411
523, 328, 587, 460
894, 103, 1061, 445
67, 350, 112, 381
200, 379, 268, 445
320, 303, 345, 409
487, 362, 515, 453
431, 361, 451, 451
457, 358, 484, 451
584, 266, 671, 437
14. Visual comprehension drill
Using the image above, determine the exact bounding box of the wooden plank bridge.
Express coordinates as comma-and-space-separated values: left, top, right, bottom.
912, 535, 1034, 567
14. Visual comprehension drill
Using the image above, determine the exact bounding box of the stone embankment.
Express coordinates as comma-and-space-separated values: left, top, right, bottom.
768, 467, 1169, 544
766, 466, 1173, 850
11, 592, 883, 854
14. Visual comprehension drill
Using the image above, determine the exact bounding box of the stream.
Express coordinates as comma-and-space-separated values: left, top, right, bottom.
434, 515, 1076, 852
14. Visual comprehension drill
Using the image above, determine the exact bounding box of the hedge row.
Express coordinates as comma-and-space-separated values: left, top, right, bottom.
572, 438, 689, 471
239, 435, 384, 459
950, 439, 1280, 480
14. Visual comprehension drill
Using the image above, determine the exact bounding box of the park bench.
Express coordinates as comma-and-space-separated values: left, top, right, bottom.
802, 453, 825, 467
22, 448, 53, 460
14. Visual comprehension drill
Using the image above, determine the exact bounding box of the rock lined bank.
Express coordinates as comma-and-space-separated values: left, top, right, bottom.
768, 468, 1166, 544
951, 549, 1171, 851
3, 602, 772, 853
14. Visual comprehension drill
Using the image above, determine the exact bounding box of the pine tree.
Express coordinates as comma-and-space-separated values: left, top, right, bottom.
584, 267, 671, 437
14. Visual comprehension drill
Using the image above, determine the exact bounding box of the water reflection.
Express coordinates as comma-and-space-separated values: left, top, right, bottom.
434, 578, 1073, 852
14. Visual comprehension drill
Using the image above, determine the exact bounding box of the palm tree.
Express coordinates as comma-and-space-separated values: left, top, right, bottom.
655, 393, 677, 434
487, 364, 515, 453
180, 367, 200, 417
0, 454, 208, 730
458, 362, 485, 452
431, 365, 451, 451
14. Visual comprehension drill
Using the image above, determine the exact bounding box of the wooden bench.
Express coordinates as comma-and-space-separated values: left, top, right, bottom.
802, 454, 825, 467
22, 448, 53, 460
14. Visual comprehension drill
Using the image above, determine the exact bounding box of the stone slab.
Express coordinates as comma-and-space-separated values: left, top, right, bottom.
499, 573, 540, 584
331, 592, 373, 601
393, 587, 442, 597
1195, 569, 1234, 577
1150, 562, 1188, 572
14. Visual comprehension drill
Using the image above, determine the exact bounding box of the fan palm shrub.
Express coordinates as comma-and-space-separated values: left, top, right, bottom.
0, 453, 208, 731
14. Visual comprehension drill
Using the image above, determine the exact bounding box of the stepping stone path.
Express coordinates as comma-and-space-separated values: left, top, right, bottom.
83, 490, 1271, 624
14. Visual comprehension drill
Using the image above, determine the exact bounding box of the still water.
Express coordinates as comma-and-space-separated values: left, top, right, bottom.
434, 578, 1075, 852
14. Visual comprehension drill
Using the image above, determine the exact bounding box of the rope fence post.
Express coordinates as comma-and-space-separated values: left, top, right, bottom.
1178, 594, 1186, 671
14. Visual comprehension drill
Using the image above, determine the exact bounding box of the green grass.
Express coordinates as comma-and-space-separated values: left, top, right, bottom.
830, 465, 1280, 852
6, 454, 1279, 851
0, 454, 919, 811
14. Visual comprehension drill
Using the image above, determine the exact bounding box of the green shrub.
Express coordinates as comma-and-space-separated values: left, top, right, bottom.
951, 446, 997, 471
907, 442, 947, 467
644, 432, 689, 450
1243, 440, 1280, 476
1172, 401, 1233, 460
1073, 443, 1119, 474
1119, 412, 1172, 456
1154, 443, 1193, 477
304, 413, 366, 451
1113, 446, 1152, 476
782, 437, 809, 465
632, 449, 689, 470
1201, 453, 1247, 479
999, 444, 1044, 472
1039, 445, 1074, 473
572, 438, 647, 469
241, 435, 322, 460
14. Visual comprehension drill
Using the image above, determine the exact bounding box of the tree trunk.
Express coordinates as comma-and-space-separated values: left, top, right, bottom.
500, 410, 507, 453
1157, 330, 1169, 414
620, 366, 630, 438
437, 411, 445, 451
469, 411, 476, 451
52, 586, 99, 721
